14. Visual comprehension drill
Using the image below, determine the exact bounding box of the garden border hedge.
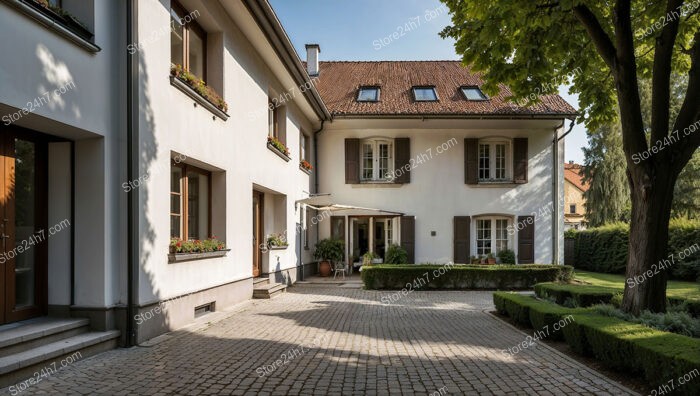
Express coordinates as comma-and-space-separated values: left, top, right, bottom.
493, 292, 700, 395
361, 264, 573, 290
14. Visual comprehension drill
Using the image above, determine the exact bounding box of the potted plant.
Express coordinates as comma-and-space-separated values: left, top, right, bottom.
313, 238, 344, 277
300, 159, 313, 173
267, 136, 290, 157
470, 255, 481, 264
168, 237, 228, 262
497, 249, 516, 264
487, 252, 497, 264
362, 251, 378, 267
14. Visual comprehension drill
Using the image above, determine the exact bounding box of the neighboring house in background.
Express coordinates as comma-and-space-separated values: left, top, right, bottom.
311, 59, 576, 266
564, 162, 588, 230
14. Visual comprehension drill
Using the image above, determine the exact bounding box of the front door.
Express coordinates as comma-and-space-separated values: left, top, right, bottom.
0, 130, 48, 325
252, 191, 263, 278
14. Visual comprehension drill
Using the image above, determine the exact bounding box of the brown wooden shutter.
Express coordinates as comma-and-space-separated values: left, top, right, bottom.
394, 138, 410, 184
518, 215, 535, 263
345, 138, 360, 184
453, 216, 471, 264
513, 138, 528, 184
400, 216, 415, 264
464, 138, 478, 185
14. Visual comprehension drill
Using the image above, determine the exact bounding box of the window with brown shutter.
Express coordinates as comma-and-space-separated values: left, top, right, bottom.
400, 216, 415, 263
517, 215, 535, 263
394, 138, 410, 184
464, 138, 478, 184
513, 138, 528, 183
345, 138, 360, 184
453, 216, 471, 264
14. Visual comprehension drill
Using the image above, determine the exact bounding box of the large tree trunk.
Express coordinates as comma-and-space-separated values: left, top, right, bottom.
621, 163, 679, 314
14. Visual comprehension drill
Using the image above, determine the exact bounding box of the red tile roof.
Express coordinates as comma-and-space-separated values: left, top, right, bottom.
313, 61, 577, 117
564, 163, 588, 192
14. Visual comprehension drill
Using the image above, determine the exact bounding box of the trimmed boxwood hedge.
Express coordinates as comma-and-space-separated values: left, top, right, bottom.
493, 292, 584, 340
361, 264, 573, 290
534, 282, 619, 307
569, 218, 700, 276
493, 292, 700, 395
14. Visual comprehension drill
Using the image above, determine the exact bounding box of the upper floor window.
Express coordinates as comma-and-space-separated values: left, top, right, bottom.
412, 86, 438, 102
357, 87, 380, 102
300, 133, 309, 161
461, 86, 488, 101
570, 204, 577, 214
478, 139, 511, 182
171, 1, 206, 81
361, 139, 393, 181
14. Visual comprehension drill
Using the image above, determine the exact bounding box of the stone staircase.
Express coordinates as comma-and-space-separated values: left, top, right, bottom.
252, 277, 287, 299
0, 317, 120, 388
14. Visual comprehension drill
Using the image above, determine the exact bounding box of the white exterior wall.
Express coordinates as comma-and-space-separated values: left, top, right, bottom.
0, 1, 126, 310
318, 118, 566, 264
136, 0, 318, 305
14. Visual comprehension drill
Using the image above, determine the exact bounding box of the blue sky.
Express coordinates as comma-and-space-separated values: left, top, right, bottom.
270, 0, 588, 164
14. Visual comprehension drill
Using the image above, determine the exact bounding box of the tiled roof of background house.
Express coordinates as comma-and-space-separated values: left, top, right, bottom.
313, 61, 577, 117
564, 163, 588, 192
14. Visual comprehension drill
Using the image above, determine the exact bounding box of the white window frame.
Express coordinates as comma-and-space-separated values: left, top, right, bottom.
474, 216, 513, 258
478, 138, 512, 182
360, 138, 394, 182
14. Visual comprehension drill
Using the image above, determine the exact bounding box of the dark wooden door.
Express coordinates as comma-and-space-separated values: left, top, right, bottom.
252, 191, 263, 278
1, 131, 48, 324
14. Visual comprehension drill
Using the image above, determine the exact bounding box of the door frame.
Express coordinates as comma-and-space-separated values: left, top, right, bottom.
252, 190, 264, 278
1, 129, 49, 324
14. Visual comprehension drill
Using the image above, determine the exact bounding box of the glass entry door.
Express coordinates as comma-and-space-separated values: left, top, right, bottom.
0, 131, 48, 325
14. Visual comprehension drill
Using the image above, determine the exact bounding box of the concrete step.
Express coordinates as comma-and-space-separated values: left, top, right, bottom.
0, 317, 90, 358
0, 330, 120, 388
253, 277, 270, 287
253, 283, 287, 299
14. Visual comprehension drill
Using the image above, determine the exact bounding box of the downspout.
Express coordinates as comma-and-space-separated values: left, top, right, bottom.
552, 120, 575, 264
126, 0, 139, 347
311, 120, 325, 277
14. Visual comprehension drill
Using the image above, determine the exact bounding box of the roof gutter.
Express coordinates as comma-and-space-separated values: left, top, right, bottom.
330, 113, 578, 120
241, 0, 331, 122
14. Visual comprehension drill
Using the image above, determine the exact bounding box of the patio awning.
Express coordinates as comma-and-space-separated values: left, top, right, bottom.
296, 194, 403, 216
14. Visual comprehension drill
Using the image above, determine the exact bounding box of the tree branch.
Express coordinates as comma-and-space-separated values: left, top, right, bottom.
651, 0, 684, 144
671, 31, 700, 173
572, 5, 618, 69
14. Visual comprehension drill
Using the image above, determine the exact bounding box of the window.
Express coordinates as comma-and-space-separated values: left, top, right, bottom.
570, 204, 577, 214
300, 133, 309, 160
461, 86, 488, 101
478, 139, 511, 182
171, 1, 206, 81
476, 217, 512, 256
357, 87, 380, 102
48, 0, 62, 7
268, 98, 280, 139
170, 162, 211, 240
412, 86, 438, 102
360, 139, 393, 181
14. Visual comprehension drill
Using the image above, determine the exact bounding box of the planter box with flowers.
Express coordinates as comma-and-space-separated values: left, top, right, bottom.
25, 0, 94, 41
169, 238, 229, 263
266, 233, 289, 251
299, 160, 313, 175
267, 136, 291, 161
170, 64, 229, 120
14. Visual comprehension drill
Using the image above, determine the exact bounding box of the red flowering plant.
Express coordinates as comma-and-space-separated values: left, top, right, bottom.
170, 237, 226, 254
300, 159, 313, 171
171, 64, 228, 113
267, 136, 290, 156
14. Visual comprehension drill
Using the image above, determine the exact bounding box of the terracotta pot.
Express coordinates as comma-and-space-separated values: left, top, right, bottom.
488, 258, 496, 264
319, 260, 332, 277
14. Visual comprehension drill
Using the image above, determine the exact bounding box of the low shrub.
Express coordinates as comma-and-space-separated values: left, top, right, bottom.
592, 304, 700, 338
494, 294, 700, 395
497, 249, 516, 264
493, 292, 580, 340
361, 264, 573, 290
384, 244, 408, 264
534, 283, 620, 307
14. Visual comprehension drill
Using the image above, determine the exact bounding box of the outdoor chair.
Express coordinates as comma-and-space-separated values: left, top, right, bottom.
333, 261, 348, 279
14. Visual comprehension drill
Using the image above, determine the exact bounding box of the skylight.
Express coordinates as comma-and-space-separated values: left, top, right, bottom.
412, 87, 438, 102
357, 86, 380, 102
461, 86, 488, 101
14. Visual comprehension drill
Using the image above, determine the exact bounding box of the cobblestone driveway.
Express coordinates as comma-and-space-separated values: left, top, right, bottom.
3, 287, 636, 395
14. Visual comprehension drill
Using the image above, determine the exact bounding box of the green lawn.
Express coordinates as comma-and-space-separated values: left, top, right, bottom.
574, 270, 700, 300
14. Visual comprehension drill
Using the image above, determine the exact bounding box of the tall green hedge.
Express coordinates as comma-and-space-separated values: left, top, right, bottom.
569, 219, 700, 277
